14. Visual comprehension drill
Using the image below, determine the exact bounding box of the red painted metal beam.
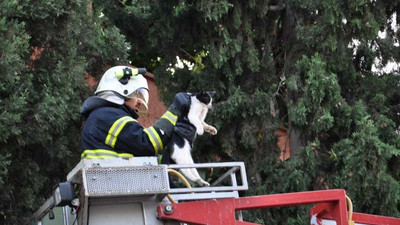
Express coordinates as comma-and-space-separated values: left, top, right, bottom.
157, 189, 349, 225
234, 189, 347, 210
311, 203, 400, 225
352, 212, 400, 225
157, 198, 237, 225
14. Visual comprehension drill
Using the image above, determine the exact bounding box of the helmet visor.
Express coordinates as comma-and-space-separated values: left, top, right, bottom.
132, 88, 149, 115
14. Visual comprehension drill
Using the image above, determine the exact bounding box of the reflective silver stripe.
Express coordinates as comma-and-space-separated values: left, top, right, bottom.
81, 149, 134, 159
143, 126, 163, 154
105, 116, 136, 148
161, 111, 177, 125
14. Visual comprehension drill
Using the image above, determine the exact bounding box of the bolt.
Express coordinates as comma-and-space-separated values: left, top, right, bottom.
48, 210, 55, 220
164, 205, 173, 214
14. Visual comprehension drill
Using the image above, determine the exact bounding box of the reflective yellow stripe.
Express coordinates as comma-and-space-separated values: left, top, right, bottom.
161, 111, 178, 125
105, 116, 137, 148
115, 70, 124, 78
131, 68, 139, 75
115, 68, 138, 78
143, 126, 164, 154
151, 126, 163, 152
81, 149, 134, 159
118, 153, 134, 158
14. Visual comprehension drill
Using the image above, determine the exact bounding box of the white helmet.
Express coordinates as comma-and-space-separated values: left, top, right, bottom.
95, 66, 149, 113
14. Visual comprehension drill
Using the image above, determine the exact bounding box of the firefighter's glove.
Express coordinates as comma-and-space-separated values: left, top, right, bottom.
168, 92, 191, 119
174, 117, 197, 143
152, 92, 191, 143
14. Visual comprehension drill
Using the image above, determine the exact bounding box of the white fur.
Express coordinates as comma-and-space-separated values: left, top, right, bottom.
171, 94, 217, 186
188, 96, 217, 135
171, 139, 210, 186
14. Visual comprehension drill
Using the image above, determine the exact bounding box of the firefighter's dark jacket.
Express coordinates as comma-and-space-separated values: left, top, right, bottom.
80, 96, 177, 159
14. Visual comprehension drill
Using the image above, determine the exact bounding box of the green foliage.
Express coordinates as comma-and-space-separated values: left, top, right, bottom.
288, 99, 308, 126
3, 0, 397, 224
196, 0, 233, 22
97, 0, 400, 223
332, 114, 400, 216
0, 0, 129, 224
0, 18, 30, 142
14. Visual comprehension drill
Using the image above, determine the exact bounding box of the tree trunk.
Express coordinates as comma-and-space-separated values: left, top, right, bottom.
289, 125, 304, 159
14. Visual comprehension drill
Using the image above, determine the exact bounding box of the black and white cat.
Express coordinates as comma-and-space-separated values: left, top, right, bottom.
163, 91, 217, 186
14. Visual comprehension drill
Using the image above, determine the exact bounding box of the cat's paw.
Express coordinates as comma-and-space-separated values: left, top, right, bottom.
206, 126, 218, 135
196, 127, 204, 135
196, 179, 210, 187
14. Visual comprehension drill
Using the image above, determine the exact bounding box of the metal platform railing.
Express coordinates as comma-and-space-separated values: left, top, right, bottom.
31, 157, 249, 225
167, 162, 247, 193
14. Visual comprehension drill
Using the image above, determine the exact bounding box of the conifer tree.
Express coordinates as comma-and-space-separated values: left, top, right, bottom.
98, 0, 400, 223
3, 0, 398, 224
0, 1, 128, 224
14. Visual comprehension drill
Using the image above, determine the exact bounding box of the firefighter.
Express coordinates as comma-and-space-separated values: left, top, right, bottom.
80, 65, 191, 159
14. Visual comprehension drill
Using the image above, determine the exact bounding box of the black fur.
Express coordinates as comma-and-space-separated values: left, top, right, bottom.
162, 91, 215, 164
161, 120, 196, 188
161, 91, 215, 186
195, 91, 215, 105
161, 91, 216, 164
161, 118, 196, 165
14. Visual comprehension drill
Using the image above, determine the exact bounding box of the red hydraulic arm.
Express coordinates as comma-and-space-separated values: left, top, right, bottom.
157, 189, 400, 225
157, 189, 348, 225
311, 202, 400, 225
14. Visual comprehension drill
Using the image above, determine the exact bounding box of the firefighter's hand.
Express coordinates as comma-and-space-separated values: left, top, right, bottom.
168, 92, 191, 118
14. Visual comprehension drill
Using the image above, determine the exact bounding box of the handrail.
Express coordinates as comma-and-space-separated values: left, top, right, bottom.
30, 158, 249, 224
167, 162, 248, 194
211, 166, 240, 186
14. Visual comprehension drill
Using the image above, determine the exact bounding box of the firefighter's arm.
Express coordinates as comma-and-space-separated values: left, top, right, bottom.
113, 121, 163, 156
114, 93, 191, 156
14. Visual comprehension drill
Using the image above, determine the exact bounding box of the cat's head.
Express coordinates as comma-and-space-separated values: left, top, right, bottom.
193, 91, 215, 107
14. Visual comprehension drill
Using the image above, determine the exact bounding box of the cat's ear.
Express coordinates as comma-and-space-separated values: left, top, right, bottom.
208, 91, 216, 97
195, 91, 203, 98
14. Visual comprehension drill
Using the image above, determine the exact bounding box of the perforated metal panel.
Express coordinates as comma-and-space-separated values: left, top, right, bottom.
84, 166, 169, 196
